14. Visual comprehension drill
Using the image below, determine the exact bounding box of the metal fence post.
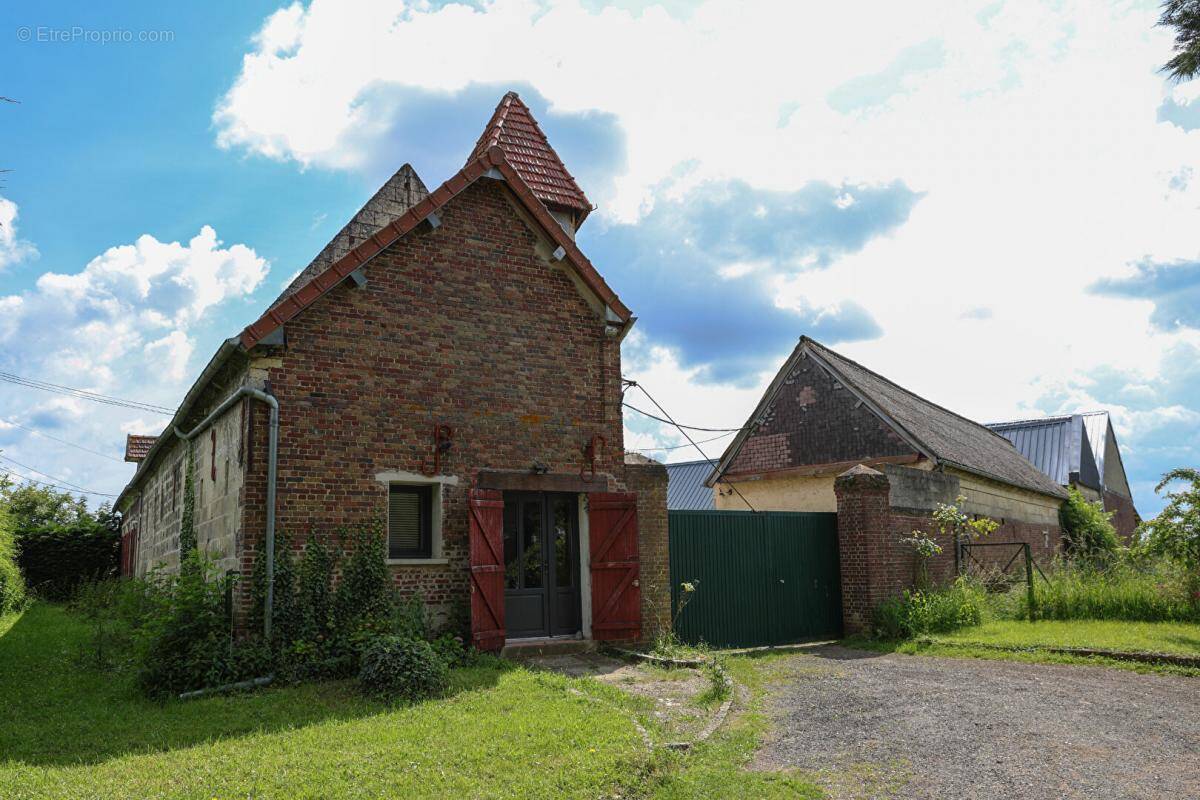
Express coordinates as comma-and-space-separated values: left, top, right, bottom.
1023, 544, 1036, 621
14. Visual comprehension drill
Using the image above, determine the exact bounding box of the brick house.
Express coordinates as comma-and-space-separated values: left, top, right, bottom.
704, 337, 1069, 631
116, 92, 669, 649
987, 412, 1140, 540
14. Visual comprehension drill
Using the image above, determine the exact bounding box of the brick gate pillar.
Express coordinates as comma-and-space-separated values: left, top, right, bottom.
834, 464, 893, 635
625, 459, 670, 644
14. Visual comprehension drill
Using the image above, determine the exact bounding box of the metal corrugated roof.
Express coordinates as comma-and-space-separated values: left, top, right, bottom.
665, 460, 717, 510
986, 413, 1102, 491
1080, 412, 1110, 483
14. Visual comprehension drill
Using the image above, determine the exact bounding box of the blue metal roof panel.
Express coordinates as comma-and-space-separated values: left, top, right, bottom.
986, 416, 1073, 485
665, 460, 717, 510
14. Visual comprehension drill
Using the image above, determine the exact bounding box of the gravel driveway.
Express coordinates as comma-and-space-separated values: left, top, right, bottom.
755, 646, 1200, 800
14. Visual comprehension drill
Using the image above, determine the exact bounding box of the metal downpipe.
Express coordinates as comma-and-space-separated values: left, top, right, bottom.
173, 386, 280, 640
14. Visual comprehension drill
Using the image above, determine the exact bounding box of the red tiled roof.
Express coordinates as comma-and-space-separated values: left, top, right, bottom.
124, 434, 158, 463
239, 145, 630, 350
468, 92, 592, 224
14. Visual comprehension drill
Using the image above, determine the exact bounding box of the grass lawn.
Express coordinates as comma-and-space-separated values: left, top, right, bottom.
0, 604, 653, 799
934, 619, 1200, 656
848, 618, 1200, 678
646, 653, 824, 799
1, 604, 828, 799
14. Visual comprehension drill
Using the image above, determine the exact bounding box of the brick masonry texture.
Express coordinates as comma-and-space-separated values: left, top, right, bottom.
1103, 489, 1140, 543
728, 357, 914, 477
626, 461, 669, 642
233, 179, 665, 636
835, 466, 1063, 634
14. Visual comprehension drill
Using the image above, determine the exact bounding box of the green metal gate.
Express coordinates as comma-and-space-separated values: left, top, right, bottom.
668, 510, 841, 648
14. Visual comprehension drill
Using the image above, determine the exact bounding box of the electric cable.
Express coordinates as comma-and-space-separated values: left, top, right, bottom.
622, 380, 757, 512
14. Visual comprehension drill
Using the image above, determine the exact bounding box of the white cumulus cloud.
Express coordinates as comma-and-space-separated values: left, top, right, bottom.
0, 215, 266, 500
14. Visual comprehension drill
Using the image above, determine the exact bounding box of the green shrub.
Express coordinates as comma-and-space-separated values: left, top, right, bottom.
391, 592, 431, 641
1060, 488, 1120, 560
0, 557, 25, 615
430, 632, 469, 666
1009, 559, 1199, 623
873, 578, 986, 639
358, 635, 450, 703
0, 502, 26, 615
16, 521, 120, 600
135, 553, 240, 698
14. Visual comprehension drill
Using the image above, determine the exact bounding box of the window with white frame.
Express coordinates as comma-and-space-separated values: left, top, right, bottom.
378, 472, 454, 563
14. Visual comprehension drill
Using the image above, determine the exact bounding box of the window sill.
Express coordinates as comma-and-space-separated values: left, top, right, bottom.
385, 558, 449, 566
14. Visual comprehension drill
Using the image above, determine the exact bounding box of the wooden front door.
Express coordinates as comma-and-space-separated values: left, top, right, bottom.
502, 492, 582, 639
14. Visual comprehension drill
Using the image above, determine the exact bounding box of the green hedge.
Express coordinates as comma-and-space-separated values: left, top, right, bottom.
0, 506, 25, 615
17, 522, 120, 600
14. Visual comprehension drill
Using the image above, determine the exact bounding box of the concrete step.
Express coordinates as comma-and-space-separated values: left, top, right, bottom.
500, 637, 597, 660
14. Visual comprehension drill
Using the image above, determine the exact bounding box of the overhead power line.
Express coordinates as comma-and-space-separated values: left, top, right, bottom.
627, 430, 737, 453
0, 454, 117, 497
622, 403, 745, 433
622, 380, 756, 512
0, 371, 175, 415
1, 470, 116, 498
0, 418, 124, 463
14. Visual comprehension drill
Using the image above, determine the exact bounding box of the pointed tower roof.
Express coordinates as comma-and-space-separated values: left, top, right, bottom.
468, 92, 593, 226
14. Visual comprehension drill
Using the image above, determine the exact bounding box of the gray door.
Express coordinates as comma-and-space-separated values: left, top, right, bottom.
503, 492, 582, 638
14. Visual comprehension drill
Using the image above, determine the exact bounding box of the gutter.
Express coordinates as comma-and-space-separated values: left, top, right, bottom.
115, 336, 244, 509
174, 386, 280, 641
115, 334, 283, 640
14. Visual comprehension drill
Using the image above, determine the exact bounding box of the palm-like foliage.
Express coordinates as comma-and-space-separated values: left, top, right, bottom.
1161, 0, 1200, 81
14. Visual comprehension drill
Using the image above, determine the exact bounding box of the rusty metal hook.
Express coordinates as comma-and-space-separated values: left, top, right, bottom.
580, 434, 605, 482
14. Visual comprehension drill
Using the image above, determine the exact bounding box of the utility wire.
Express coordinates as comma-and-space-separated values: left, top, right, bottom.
0, 418, 124, 463
0, 454, 116, 497
623, 380, 756, 512
0, 371, 175, 415
626, 430, 737, 453
622, 403, 745, 433
0, 470, 115, 498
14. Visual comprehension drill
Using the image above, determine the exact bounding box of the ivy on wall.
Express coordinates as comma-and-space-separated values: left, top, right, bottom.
179, 440, 197, 560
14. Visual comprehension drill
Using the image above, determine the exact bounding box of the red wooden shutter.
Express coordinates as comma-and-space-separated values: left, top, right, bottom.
468, 489, 506, 652
588, 492, 641, 642
120, 526, 138, 577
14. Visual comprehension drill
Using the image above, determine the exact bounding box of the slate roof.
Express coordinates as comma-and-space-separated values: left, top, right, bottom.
124, 434, 157, 463
710, 337, 1067, 499
468, 92, 592, 224
664, 460, 717, 510
986, 414, 1102, 490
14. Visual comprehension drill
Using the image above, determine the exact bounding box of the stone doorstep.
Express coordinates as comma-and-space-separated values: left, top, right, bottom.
500, 636, 598, 660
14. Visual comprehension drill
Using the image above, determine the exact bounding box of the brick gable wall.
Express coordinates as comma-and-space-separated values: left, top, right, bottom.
238, 179, 633, 625
727, 357, 915, 477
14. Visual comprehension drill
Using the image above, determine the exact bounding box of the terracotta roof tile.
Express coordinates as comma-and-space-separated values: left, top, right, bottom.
124, 434, 158, 463
468, 92, 592, 224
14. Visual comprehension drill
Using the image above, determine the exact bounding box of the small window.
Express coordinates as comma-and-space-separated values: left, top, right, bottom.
388, 485, 432, 559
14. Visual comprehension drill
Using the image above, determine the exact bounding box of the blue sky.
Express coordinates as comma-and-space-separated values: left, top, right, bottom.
0, 0, 1198, 518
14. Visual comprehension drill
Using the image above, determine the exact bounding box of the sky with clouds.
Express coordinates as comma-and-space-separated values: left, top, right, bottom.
0, 0, 1197, 516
